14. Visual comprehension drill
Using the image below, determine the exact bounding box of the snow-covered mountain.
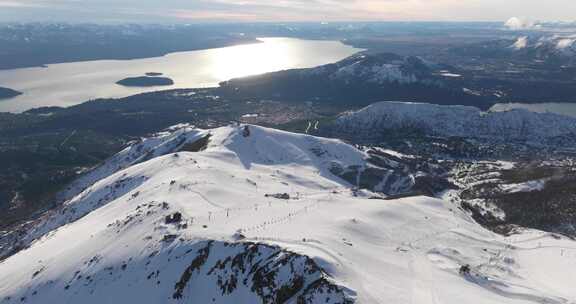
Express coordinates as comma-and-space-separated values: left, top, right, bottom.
0, 124, 430, 260
305, 53, 442, 85
450, 33, 576, 67
510, 35, 576, 61
334, 101, 576, 146
1, 124, 575, 303
219, 52, 491, 110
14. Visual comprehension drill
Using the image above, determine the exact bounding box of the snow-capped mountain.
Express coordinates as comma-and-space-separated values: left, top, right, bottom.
510, 35, 576, 61
334, 101, 576, 146
305, 53, 441, 85
0, 123, 433, 260
219, 52, 491, 109
1, 124, 575, 303
450, 33, 576, 67
504, 17, 576, 32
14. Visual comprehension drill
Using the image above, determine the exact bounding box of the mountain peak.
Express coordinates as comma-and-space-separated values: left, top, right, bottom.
1, 124, 574, 303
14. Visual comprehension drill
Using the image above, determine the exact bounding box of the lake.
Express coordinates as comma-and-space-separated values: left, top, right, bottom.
0, 38, 362, 113
490, 103, 576, 118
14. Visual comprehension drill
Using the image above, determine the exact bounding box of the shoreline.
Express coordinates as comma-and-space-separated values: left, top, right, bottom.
0, 38, 261, 72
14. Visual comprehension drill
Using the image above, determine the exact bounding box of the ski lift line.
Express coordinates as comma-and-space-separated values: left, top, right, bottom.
150, 185, 340, 235
241, 199, 322, 233
159, 192, 331, 237
180, 196, 322, 232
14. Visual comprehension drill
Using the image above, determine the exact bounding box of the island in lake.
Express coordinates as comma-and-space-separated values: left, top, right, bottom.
116, 75, 174, 87
0, 87, 22, 99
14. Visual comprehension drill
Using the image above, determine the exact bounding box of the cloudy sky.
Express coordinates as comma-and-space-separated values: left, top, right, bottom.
1, 0, 575, 23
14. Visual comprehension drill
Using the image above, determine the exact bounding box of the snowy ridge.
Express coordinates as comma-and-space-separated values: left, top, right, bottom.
1, 125, 576, 303
1, 125, 368, 258
330, 60, 417, 84
335, 101, 576, 144
57, 124, 208, 204
304, 53, 442, 86
0, 125, 210, 259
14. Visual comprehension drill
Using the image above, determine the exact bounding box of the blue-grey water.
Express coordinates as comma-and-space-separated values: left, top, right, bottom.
0, 38, 362, 113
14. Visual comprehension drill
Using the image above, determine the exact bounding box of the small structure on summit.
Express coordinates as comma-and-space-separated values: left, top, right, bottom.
165, 212, 182, 224
242, 125, 251, 137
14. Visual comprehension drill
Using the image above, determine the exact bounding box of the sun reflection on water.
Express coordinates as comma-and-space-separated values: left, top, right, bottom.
0, 37, 362, 112
210, 38, 299, 80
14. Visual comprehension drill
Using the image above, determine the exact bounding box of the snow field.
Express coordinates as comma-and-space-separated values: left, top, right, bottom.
1, 125, 575, 304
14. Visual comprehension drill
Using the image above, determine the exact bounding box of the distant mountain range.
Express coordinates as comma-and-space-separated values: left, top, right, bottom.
451, 34, 576, 65
510, 35, 576, 63
0, 23, 256, 70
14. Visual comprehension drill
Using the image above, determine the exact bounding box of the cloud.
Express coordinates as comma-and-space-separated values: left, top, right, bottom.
504, 16, 576, 32
2, 0, 576, 23
0, 0, 46, 7
505, 17, 539, 30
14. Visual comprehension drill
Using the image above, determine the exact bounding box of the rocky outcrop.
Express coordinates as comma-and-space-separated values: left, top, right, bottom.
173, 241, 354, 303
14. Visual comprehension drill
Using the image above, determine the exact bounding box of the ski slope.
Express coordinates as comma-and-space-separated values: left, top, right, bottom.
0, 125, 574, 303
